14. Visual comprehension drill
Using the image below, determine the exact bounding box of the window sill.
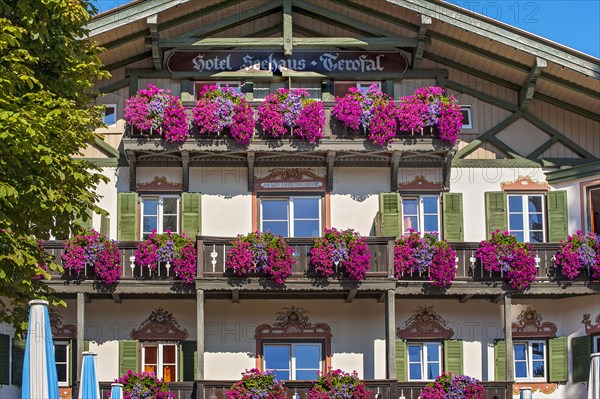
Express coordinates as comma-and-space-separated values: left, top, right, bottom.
513, 382, 557, 395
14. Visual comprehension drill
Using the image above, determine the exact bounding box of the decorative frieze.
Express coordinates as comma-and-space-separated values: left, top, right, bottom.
396, 305, 454, 339
582, 313, 600, 335
512, 307, 557, 338
131, 308, 189, 340
136, 176, 183, 192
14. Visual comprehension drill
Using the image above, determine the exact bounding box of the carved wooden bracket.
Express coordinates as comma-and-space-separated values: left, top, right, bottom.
512, 307, 557, 338
513, 383, 557, 395
396, 306, 454, 340
254, 168, 325, 191
49, 310, 76, 340
583, 313, 600, 335
501, 176, 549, 191
131, 308, 189, 340
398, 176, 443, 192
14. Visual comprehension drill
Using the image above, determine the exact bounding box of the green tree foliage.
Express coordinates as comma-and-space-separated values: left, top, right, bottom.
0, 0, 109, 332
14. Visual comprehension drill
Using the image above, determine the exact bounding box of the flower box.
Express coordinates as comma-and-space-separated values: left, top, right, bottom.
309, 228, 371, 281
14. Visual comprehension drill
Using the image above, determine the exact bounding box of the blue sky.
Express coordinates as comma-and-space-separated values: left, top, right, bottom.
92, 0, 600, 58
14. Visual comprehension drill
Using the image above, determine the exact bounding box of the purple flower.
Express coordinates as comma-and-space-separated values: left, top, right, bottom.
62, 230, 121, 285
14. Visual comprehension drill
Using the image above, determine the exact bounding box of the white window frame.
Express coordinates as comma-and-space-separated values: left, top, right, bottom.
356, 81, 381, 95
54, 341, 69, 387
593, 335, 600, 353
507, 194, 546, 243
260, 196, 322, 237
401, 195, 441, 236
460, 105, 472, 129
407, 342, 442, 381
263, 342, 322, 380
140, 195, 180, 238
141, 342, 178, 382
102, 104, 117, 127
216, 81, 242, 94
514, 340, 547, 382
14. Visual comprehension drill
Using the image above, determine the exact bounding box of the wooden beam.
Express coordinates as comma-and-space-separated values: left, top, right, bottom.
345, 288, 357, 303
504, 294, 514, 383
539, 72, 600, 101
125, 150, 137, 191
111, 293, 122, 303
159, 37, 283, 48
293, 37, 420, 47
459, 294, 473, 303
105, 51, 152, 71
491, 294, 503, 303
283, 0, 292, 55
386, 289, 396, 380
378, 292, 386, 303
147, 14, 162, 71
232, 289, 240, 304
413, 15, 432, 69
454, 112, 522, 159
445, 81, 518, 112
519, 57, 546, 110
327, 151, 336, 192
196, 289, 205, 380
247, 151, 255, 192
292, 6, 379, 38
182, 150, 190, 192
160, 36, 421, 48
76, 292, 85, 384
99, 77, 130, 94
330, 0, 418, 32
391, 151, 401, 191
533, 93, 600, 122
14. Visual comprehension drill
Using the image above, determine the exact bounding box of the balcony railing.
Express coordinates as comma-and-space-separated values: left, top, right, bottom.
41, 239, 573, 284
98, 381, 193, 399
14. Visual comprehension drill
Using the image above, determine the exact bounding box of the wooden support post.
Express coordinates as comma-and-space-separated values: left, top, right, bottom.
504, 294, 514, 383
76, 292, 85, 384
247, 151, 255, 192
386, 289, 396, 380
519, 57, 546, 110
283, 0, 293, 55
391, 151, 401, 191
326, 151, 336, 191
182, 150, 190, 192
126, 150, 137, 192
413, 15, 432, 70
147, 15, 162, 71
196, 288, 205, 380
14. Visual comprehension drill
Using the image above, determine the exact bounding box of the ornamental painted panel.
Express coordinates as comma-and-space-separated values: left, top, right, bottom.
254, 168, 325, 191
583, 313, 600, 335
512, 307, 557, 338
396, 306, 454, 340
130, 308, 189, 340
136, 176, 183, 192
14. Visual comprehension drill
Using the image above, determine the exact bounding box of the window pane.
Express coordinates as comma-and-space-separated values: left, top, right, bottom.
409, 364, 422, 380
404, 216, 419, 233
145, 365, 157, 374
402, 199, 418, 215
509, 214, 524, 231
294, 198, 319, 219
530, 231, 544, 243
272, 370, 289, 380
56, 364, 67, 383
163, 215, 178, 232
296, 369, 319, 380
55, 345, 67, 362
423, 215, 439, 233
408, 345, 422, 362
514, 231, 525, 242
532, 361, 545, 378
515, 361, 528, 378
103, 106, 116, 125
514, 344, 527, 361
422, 197, 438, 214
508, 196, 523, 212
163, 365, 176, 382
163, 345, 176, 363
528, 196, 543, 213
265, 345, 290, 370
531, 342, 544, 359
262, 200, 288, 220
263, 221, 288, 237
145, 346, 157, 363
427, 362, 439, 380
143, 216, 158, 233
143, 199, 159, 215
294, 220, 320, 237
425, 343, 440, 361
529, 214, 543, 230
296, 345, 320, 369
163, 198, 178, 214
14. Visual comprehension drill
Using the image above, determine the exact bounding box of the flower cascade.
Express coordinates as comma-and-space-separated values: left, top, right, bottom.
554, 230, 600, 280
308, 369, 369, 399
134, 230, 197, 284
257, 88, 325, 142
61, 230, 121, 284
394, 231, 457, 289
310, 228, 371, 281
475, 230, 538, 291
397, 86, 463, 144
420, 373, 485, 399
332, 84, 397, 146
226, 231, 295, 284
112, 371, 173, 399
225, 368, 286, 399
192, 85, 255, 144
124, 84, 189, 143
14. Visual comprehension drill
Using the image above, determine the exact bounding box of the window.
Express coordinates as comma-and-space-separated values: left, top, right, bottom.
357, 81, 381, 95
407, 342, 441, 381
141, 195, 180, 239
291, 80, 321, 99
195, 81, 241, 98
54, 341, 69, 386
594, 335, 600, 353
102, 104, 117, 127
260, 197, 321, 237
142, 343, 178, 382
402, 196, 440, 235
334, 81, 381, 97
264, 343, 321, 380
460, 105, 472, 129
253, 81, 288, 100
514, 341, 546, 381
587, 185, 600, 234
508, 194, 545, 242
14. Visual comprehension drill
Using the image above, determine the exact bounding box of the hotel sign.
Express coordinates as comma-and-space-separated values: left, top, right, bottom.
166, 50, 408, 74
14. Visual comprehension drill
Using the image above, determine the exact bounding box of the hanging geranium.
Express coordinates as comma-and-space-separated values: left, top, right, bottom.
226, 231, 295, 284
191, 85, 255, 145
475, 230, 538, 291
421, 372, 485, 399
397, 86, 462, 145
310, 228, 371, 281
394, 231, 457, 289
332, 84, 397, 146
308, 369, 369, 399
124, 83, 189, 143
134, 230, 196, 284
554, 230, 600, 280
61, 230, 121, 285
114, 370, 174, 399
257, 88, 325, 142
226, 368, 285, 399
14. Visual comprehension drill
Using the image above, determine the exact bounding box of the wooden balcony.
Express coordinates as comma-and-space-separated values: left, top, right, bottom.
98, 381, 193, 399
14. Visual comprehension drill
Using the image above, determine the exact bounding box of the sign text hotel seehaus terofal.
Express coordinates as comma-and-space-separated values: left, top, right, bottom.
166, 50, 409, 74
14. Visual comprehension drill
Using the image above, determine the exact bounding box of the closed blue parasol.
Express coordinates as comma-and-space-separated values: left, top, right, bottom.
78, 352, 100, 399
109, 383, 124, 399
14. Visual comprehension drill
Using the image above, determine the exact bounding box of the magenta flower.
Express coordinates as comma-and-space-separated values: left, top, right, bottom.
555, 230, 600, 280
62, 230, 121, 285
310, 228, 371, 281
308, 369, 369, 399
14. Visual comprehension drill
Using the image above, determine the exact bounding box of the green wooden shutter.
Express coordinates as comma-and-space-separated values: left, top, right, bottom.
494, 339, 506, 381
549, 336, 568, 382
74, 208, 93, 233
379, 192, 401, 238
100, 214, 109, 236
547, 191, 568, 242
395, 339, 407, 382
117, 193, 139, 241
443, 339, 463, 374
179, 340, 197, 382
0, 334, 9, 385
442, 193, 464, 242
485, 192, 507, 239
11, 339, 25, 386
572, 335, 592, 382
118, 340, 139, 377
181, 193, 202, 238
